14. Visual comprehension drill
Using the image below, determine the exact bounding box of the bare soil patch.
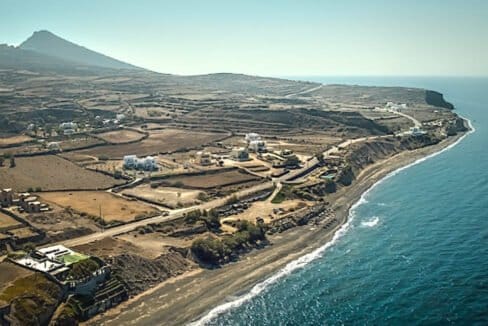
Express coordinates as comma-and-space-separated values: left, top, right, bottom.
0, 135, 32, 147
97, 129, 146, 144
0, 155, 123, 191
161, 169, 261, 190
0, 211, 22, 229
40, 191, 158, 223
78, 129, 227, 159
122, 185, 204, 209
0, 262, 34, 293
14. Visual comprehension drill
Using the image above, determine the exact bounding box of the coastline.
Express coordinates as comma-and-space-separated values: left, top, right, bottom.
88, 121, 472, 326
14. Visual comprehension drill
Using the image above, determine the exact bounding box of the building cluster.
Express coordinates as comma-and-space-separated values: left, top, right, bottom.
1, 189, 50, 213
95, 113, 126, 126
196, 151, 213, 166
59, 121, 78, 135
245, 133, 267, 153
230, 147, 250, 161
123, 155, 158, 171
15, 245, 85, 275
408, 126, 427, 136
385, 102, 408, 111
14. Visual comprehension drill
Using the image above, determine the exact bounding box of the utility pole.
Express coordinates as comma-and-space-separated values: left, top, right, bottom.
99, 204, 104, 232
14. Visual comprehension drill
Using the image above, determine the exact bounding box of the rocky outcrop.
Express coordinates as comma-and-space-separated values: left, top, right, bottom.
425, 90, 454, 110
106, 249, 194, 295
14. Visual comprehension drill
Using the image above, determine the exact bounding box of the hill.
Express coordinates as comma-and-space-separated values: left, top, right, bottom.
20, 30, 140, 70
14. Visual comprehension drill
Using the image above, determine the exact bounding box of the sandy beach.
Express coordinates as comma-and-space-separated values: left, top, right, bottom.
87, 129, 468, 326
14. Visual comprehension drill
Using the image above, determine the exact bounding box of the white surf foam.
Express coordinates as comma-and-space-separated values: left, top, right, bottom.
361, 216, 380, 227
189, 116, 475, 326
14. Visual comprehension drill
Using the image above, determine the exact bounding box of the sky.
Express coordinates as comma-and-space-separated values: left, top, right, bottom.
1, 0, 488, 76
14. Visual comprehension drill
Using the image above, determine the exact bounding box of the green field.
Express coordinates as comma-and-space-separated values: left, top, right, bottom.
59, 253, 89, 265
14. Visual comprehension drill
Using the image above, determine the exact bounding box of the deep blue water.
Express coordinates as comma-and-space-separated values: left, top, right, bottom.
201, 77, 488, 325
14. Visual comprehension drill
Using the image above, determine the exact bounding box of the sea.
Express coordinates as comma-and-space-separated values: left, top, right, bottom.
197, 77, 488, 325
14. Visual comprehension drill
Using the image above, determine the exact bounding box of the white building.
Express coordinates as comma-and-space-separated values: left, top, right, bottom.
197, 151, 213, 166
248, 140, 267, 153
230, 147, 250, 161
386, 102, 408, 111
47, 142, 61, 151
123, 155, 158, 171
409, 127, 426, 136
116, 113, 126, 121
245, 133, 261, 143
59, 122, 78, 130
14, 245, 87, 274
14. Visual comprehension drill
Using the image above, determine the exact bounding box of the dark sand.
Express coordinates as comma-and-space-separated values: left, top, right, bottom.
87, 132, 466, 326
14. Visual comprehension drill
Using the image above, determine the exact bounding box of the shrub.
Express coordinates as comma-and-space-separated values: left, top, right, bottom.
184, 209, 202, 223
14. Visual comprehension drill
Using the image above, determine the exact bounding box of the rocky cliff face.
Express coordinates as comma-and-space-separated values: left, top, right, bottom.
345, 135, 441, 173
425, 90, 454, 110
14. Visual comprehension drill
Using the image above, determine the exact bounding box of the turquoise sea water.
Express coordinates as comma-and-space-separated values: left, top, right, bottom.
201, 77, 488, 325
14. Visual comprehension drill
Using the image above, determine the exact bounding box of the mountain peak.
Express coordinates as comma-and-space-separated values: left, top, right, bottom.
20, 30, 141, 70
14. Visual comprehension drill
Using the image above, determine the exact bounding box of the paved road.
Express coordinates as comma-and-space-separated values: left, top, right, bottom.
377, 108, 422, 128
59, 182, 274, 248
37, 109, 420, 249
284, 84, 323, 98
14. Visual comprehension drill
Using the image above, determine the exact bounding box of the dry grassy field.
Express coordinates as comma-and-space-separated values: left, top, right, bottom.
77, 129, 228, 159
0, 262, 34, 293
0, 135, 33, 147
0, 212, 22, 230
97, 129, 146, 144
162, 169, 261, 189
0, 155, 124, 191
122, 185, 203, 208
40, 191, 158, 222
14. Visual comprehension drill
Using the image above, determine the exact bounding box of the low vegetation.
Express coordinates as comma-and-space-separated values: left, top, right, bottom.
0, 273, 62, 325
191, 220, 265, 265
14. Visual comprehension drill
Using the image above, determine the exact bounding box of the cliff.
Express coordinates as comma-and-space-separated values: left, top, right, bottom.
425, 90, 455, 110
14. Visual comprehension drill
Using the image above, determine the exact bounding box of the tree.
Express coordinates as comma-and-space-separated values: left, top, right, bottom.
9, 155, 15, 168
315, 152, 325, 163
0, 157, 4, 166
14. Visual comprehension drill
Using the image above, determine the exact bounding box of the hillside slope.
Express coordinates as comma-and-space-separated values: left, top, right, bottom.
20, 30, 140, 70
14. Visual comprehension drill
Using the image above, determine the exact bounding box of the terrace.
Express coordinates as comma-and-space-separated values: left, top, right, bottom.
13, 245, 89, 275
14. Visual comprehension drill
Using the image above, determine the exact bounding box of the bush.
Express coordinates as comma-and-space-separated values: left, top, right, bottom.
191, 220, 266, 265
184, 209, 202, 223
225, 195, 238, 205
191, 236, 226, 264
66, 258, 100, 280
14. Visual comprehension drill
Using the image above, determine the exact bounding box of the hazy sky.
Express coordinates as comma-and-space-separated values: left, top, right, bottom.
2, 0, 488, 76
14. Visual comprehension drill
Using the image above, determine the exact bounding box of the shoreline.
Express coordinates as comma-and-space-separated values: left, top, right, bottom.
89, 122, 472, 326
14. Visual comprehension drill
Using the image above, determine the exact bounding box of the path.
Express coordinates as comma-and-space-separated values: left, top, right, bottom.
284, 84, 323, 98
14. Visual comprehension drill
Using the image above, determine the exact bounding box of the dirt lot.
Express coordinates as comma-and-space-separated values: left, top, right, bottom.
73, 237, 150, 259
116, 233, 192, 259
77, 129, 228, 159
221, 199, 308, 232
161, 169, 261, 189
0, 211, 22, 229
59, 152, 97, 163
122, 184, 204, 209
40, 191, 158, 223
25, 206, 100, 242
96, 129, 146, 144
0, 262, 34, 293
0, 135, 33, 147
8, 227, 38, 240
0, 155, 124, 191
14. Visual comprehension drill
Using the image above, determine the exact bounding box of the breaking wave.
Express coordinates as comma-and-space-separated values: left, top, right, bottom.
189, 117, 474, 326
